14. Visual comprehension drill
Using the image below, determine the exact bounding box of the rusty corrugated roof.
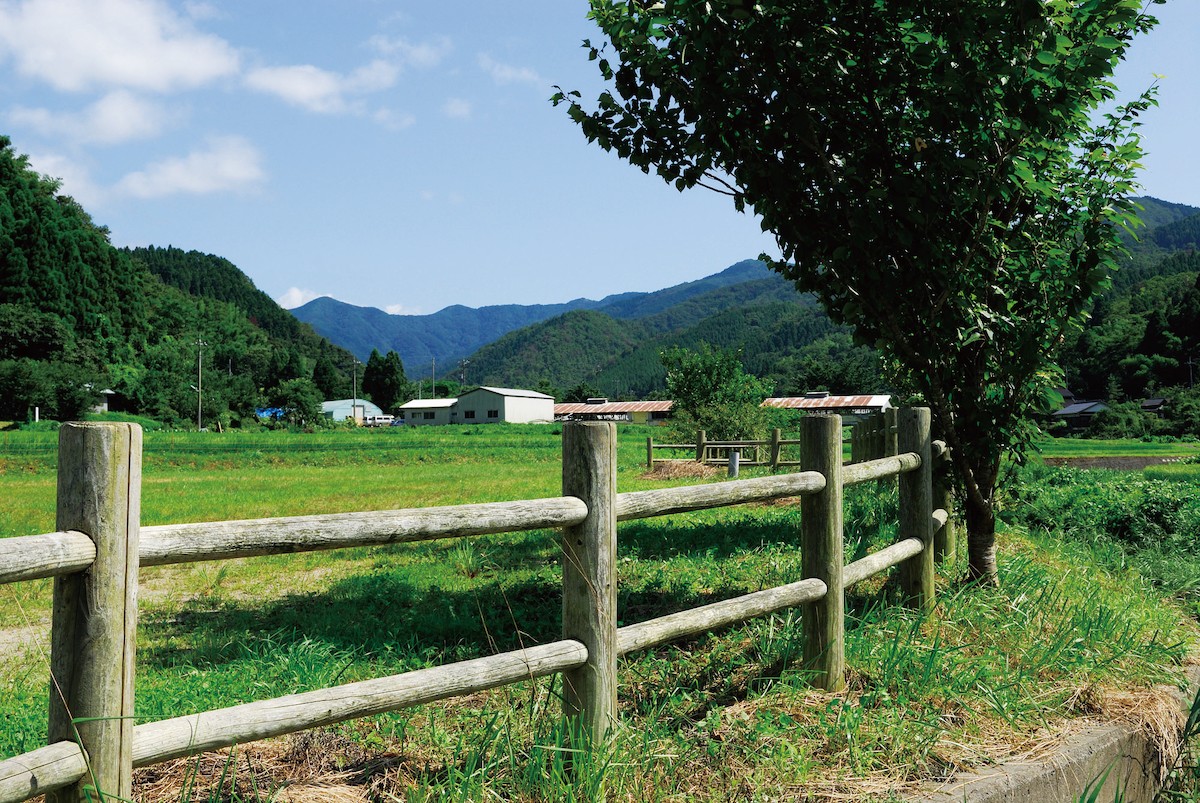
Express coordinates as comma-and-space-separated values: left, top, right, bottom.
761, 395, 891, 410
554, 400, 674, 415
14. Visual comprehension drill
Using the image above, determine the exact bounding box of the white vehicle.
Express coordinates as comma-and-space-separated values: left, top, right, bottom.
362, 414, 395, 427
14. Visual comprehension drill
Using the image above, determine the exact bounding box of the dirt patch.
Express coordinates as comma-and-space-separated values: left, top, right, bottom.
643, 460, 721, 480
1043, 456, 1185, 471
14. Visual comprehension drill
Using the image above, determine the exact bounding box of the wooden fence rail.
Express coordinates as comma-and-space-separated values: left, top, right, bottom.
0, 410, 949, 803
647, 427, 805, 469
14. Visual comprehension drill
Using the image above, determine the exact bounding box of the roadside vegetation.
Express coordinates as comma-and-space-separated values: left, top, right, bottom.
1, 425, 1197, 801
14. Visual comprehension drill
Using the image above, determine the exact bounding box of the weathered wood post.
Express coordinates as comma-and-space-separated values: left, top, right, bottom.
48, 423, 142, 803
897, 408, 934, 611
933, 444, 956, 563
850, 420, 861, 464
801, 414, 845, 691
646, 436, 654, 471
561, 422, 618, 744
695, 430, 707, 463
884, 408, 899, 458
769, 428, 782, 469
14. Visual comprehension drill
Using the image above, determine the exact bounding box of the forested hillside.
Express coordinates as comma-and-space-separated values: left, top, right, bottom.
468, 292, 880, 398
1055, 196, 1200, 425
0, 137, 353, 426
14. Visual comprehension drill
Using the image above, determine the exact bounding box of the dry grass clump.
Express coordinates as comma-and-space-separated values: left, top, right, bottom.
643, 460, 721, 480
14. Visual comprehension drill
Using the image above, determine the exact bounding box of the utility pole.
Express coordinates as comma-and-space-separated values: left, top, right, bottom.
432, 356, 436, 398
195, 339, 207, 431
351, 357, 361, 425
460, 358, 470, 385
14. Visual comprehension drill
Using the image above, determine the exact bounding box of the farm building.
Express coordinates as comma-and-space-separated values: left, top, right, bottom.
455, 386, 555, 424
322, 398, 384, 424
554, 398, 674, 425
761, 392, 892, 421
1051, 400, 1109, 432
398, 397, 457, 426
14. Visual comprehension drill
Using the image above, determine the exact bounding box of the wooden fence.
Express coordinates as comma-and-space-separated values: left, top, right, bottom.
0, 409, 952, 803
646, 427, 804, 469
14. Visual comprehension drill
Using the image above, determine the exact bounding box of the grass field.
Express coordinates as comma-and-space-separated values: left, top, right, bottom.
2, 425, 1196, 801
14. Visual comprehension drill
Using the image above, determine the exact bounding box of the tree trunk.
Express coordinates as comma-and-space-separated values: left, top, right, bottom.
963, 491, 998, 585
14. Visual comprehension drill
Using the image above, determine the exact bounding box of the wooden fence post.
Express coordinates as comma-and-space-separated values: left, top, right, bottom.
695, 430, 707, 463
933, 446, 956, 563
561, 422, 618, 744
801, 414, 845, 691
897, 408, 934, 611
850, 420, 860, 464
48, 423, 142, 803
646, 436, 654, 470
769, 428, 782, 469
884, 408, 898, 458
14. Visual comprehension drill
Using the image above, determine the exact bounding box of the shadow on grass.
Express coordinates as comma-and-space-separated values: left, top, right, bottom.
138, 494, 901, 676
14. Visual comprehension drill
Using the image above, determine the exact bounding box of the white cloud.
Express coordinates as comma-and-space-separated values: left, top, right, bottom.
369, 35, 452, 69
10, 90, 173, 145
245, 59, 399, 114
23, 151, 104, 207
114, 136, 264, 198
373, 108, 416, 131
277, 287, 325, 309
385, 303, 423, 316
0, 0, 239, 92
182, 1, 220, 21
442, 97, 472, 120
477, 53, 543, 87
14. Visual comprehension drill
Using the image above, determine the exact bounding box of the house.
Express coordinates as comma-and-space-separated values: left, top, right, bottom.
455, 386, 554, 424
554, 398, 674, 425
322, 398, 384, 424
397, 397, 457, 426
1141, 398, 1168, 417
1051, 400, 1109, 432
761, 392, 892, 421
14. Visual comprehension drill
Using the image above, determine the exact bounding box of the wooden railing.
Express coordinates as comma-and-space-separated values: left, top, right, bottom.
646, 427, 803, 469
0, 409, 951, 803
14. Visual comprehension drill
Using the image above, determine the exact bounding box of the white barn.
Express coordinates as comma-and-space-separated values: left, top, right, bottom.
398, 397, 457, 426
455, 387, 554, 424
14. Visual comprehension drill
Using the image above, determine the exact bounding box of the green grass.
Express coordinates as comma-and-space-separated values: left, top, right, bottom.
1, 427, 1196, 801
1035, 435, 1200, 459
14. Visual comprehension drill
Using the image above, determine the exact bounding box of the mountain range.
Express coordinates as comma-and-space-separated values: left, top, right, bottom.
291, 259, 780, 368
294, 195, 1200, 402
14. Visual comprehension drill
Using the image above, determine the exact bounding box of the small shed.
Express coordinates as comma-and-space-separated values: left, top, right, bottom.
398, 397, 458, 426
322, 398, 384, 424
761, 392, 892, 421
456, 387, 554, 424
554, 399, 674, 425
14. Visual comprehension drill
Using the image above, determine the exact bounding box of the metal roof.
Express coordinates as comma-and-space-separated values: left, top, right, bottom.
1053, 401, 1108, 416
464, 386, 555, 400
554, 400, 675, 415
398, 398, 458, 409
761, 395, 892, 410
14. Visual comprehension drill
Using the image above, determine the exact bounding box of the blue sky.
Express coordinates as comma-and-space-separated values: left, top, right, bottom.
0, 1, 1194, 316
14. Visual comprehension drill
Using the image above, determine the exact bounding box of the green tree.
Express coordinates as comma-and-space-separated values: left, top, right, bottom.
268, 378, 325, 428
559, 0, 1159, 582
564, 382, 602, 403
362, 349, 408, 411
661, 344, 771, 440
311, 353, 342, 400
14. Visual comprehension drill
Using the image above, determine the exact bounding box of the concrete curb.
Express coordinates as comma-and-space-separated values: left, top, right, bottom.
910, 666, 1200, 803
